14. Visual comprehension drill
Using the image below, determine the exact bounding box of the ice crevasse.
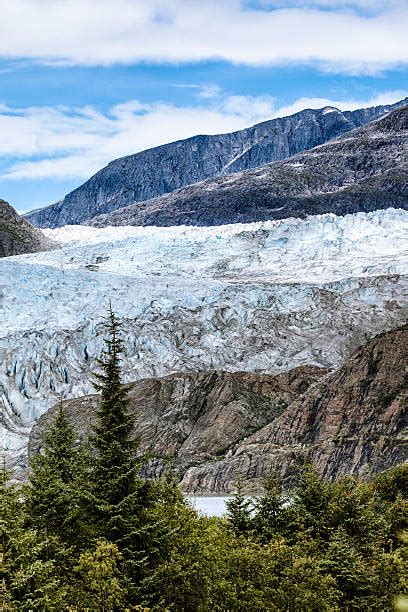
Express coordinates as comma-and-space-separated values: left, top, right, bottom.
1, 208, 407, 468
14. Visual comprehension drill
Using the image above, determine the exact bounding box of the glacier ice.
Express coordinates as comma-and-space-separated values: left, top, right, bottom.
1, 208, 407, 468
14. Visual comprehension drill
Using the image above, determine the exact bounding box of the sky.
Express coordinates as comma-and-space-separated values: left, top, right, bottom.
0, 0, 407, 213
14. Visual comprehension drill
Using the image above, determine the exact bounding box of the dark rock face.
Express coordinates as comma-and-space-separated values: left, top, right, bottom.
29, 326, 408, 493
91, 105, 408, 228
0, 199, 55, 258
24, 99, 407, 228
29, 366, 327, 478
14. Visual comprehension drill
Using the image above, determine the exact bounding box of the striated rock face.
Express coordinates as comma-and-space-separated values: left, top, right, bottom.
24, 99, 407, 228
29, 327, 407, 493
29, 366, 328, 476
0, 199, 55, 258
181, 325, 408, 493
91, 106, 408, 228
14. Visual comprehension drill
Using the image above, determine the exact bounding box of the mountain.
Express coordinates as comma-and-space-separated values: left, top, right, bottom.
91, 105, 408, 227
0, 198, 55, 258
29, 366, 327, 473
24, 98, 407, 228
2, 208, 407, 469
29, 325, 408, 493
180, 324, 408, 493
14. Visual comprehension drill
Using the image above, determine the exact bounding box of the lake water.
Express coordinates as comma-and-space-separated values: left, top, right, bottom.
187, 496, 230, 517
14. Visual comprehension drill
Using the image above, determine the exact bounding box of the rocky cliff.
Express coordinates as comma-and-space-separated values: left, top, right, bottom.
91, 105, 408, 228
0, 199, 55, 258
29, 326, 407, 493
29, 366, 327, 477
24, 99, 407, 228
181, 325, 408, 493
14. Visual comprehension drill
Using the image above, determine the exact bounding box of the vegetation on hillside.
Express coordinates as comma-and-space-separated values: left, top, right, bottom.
1, 311, 407, 610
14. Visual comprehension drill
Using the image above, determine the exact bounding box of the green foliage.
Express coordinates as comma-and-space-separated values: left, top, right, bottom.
140, 513, 340, 611
252, 470, 290, 542
90, 306, 152, 533
0, 468, 67, 610
70, 540, 126, 611
88, 305, 172, 602
25, 401, 87, 548
291, 463, 333, 541
2, 309, 407, 610
226, 479, 253, 536
373, 463, 408, 502
91, 305, 142, 510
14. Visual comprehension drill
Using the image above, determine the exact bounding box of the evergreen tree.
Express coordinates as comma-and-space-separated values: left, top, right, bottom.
25, 400, 85, 547
292, 463, 333, 541
92, 305, 140, 507
253, 470, 289, 542
89, 304, 153, 592
323, 527, 367, 607
0, 466, 67, 610
226, 479, 253, 536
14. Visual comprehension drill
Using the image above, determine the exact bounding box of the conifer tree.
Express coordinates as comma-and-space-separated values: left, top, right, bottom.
90, 304, 153, 591
92, 305, 142, 508
253, 470, 288, 542
26, 400, 84, 546
292, 464, 332, 541
226, 479, 253, 536
1, 465, 67, 609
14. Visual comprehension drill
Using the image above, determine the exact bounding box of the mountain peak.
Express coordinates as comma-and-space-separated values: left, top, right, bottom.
24, 97, 407, 229
89, 105, 408, 229
321, 106, 341, 115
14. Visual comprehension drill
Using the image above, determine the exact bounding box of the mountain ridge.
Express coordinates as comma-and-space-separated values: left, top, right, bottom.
90, 105, 408, 228
24, 97, 408, 228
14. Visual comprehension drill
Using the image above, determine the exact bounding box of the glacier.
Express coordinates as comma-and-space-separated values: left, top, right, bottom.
1, 208, 408, 469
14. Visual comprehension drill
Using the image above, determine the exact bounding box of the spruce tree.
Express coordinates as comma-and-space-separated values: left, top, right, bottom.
253, 470, 288, 542
90, 304, 152, 589
1, 465, 67, 609
26, 400, 84, 547
92, 305, 141, 507
226, 479, 253, 536
292, 464, 332, 541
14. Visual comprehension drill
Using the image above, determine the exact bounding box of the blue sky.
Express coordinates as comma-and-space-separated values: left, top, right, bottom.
0, 0, 406, 213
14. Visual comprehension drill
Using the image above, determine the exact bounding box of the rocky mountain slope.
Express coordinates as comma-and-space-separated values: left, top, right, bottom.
0, 199, 55, 257
2, 208, 407, 469
180, 324, 408, 493
91, 105, 408, 228
24, 99, 407, 228
29, 366, 327, 471
29, 325, 407, 493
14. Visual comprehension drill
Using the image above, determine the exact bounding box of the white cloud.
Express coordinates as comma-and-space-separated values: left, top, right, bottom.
0, 0, 407, 74
253, 1, 405, 9
0, 90, 406, 181
271, 91, 408, 117
0, 94, 277, 180
196, 85, 224, 100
